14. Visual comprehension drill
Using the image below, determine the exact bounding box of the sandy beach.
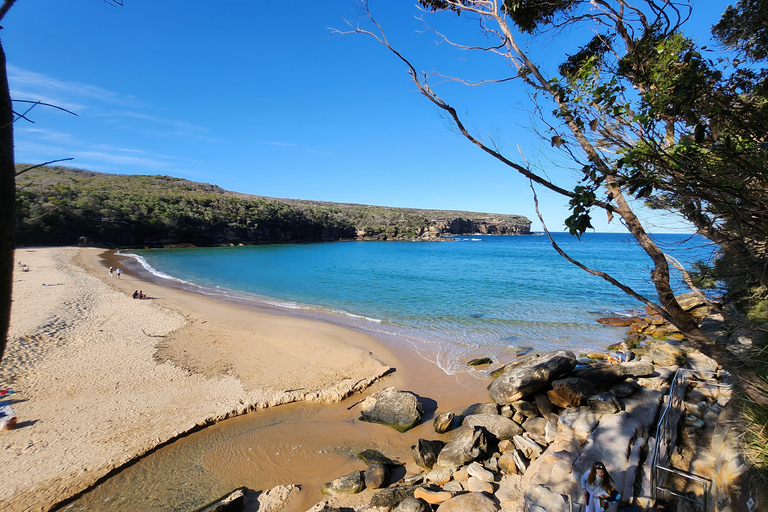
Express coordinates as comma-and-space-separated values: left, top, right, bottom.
0, 247, 490, 512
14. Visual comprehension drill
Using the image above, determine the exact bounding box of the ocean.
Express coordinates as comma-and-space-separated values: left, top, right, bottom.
122, 232, 718, 375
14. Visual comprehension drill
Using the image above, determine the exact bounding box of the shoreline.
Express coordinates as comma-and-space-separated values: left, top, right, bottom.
1, 247, 489, 512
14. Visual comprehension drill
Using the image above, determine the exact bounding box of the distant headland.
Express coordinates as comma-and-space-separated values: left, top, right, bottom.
15, 165, 531, 247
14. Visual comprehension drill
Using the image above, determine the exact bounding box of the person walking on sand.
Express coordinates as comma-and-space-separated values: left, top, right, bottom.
116, 268, 123, 279
581, 461, 618, 511
108, 266, 114, 278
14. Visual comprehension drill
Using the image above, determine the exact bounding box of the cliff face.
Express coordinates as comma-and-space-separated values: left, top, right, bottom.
15, 165, 531, 247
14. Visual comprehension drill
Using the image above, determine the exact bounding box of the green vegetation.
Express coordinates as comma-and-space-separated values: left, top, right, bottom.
14, 165, 530, 247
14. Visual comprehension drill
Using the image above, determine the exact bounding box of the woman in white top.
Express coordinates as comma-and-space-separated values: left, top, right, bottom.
581, 461, 615, 512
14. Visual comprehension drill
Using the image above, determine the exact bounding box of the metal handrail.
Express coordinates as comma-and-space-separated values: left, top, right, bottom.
650, 367, 726, 512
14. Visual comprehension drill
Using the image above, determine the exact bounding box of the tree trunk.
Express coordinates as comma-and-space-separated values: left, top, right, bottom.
0, 38, 15, 364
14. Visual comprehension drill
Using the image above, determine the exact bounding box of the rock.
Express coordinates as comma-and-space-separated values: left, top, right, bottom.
443, 481, 464, 492
434, 412, 455, 433
513, 449, 530, 473
436, 492, 500, 512
498, 451, 518, 474
557, 407, 599, 437
436, 425, 488, 469
596, 316, 642, 326
511, 400, 539, 418
544, 419, 557, 443
488, 350, 578, 405
467, 357, 494, 366
523, 431, 549, 447
412, 438, 445, 470
425, 467, 453, 485
394, 497, 432, 512
534, 393, 556, 417
609, 379, 642, 398
452, 467, 469, 482
414, 487, 454, 505
512, 434, 543, 460
521, 416, 548, 435
547, 378, 597, 408
588, 392, 623, 414
649, 341, 686, 366
572, 364, 627, 387
463, 402, 499, 416
370, 486, 418, 508
500, 405, 514, 418
462, 413, 523, 443
359, 387, 424, 432
467, 461, 495, 482
498, 439, 514, 452
321, 471, 365, 495
364, 463, 389, 489
620, 360, 656, 377
467, 476, 495, 493
675, 291, 708, 311
358, 449, 400, 466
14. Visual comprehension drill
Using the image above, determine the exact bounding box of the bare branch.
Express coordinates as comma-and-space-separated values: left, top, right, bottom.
15, 159, 75, 177
0, 0, 16, 24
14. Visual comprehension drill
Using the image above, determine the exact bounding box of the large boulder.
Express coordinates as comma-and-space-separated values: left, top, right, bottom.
370, 486, 418, 508
364, 463, 389, 489
436, 492, 500, 512
412, 438, 445, 470
462, 413, 523, 444
359, 387, 423, 432
547, 378, 597, 408
621, 361, 656, 377
434, 411, 455, 433
488, 351, 578, 405
650, 341, 687, 366
572, 364, 627, 387
394, 497, 433, 512
321, 471, 365, 495
436, 425, 489, 469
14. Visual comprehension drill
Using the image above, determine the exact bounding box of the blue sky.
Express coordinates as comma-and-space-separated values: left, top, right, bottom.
4, 0, 730, 232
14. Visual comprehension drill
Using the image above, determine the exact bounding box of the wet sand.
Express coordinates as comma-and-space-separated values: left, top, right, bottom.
1, 247, 489, 512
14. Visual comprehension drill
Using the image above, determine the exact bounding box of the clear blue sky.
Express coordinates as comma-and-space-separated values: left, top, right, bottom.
4, 0, 730, 232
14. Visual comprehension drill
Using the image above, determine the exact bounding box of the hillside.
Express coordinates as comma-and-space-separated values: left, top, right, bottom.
14, 165, 531, 247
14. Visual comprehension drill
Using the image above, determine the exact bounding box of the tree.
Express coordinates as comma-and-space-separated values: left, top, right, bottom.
0, 1, 16, 365
343, 0, 719, 350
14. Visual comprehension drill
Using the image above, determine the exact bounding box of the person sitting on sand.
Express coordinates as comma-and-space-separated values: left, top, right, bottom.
138, 290, 145, 299
0, 401, 17, 431
582, 461, 619, 511
132, 290, 139, 299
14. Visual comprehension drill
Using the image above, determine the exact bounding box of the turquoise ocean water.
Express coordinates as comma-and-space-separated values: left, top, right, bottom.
122, 232, 717, 374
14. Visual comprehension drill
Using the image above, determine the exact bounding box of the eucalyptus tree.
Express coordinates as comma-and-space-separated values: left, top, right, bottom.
342, 0, 761, 356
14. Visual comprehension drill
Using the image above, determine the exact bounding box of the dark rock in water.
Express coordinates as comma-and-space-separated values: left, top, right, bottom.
358, 449, 401, 466
534, 393, 556, 418
621, 361, 655, 377
394, 497, 432, 512
364, 463, 389, 489
500, 336, 518, 342
462, 413, 523, 444
515, 347, 533, 356
467, 357, 494, 366
462, 402, 499, 416
547, 378, 597, 408
436, 425, 488, 469
321, 470, 365, 495
588, 392, 624, 414
412, 438, 445, 470
433, 411, 455, 433
488, 350, 578, 405
470, 313, 485, 318
360, 387, 423, 433
609, 379, 642, 398
573, 364, 627, 387
370, 486, 418, 508
596, 316, 642, 326
650, 341, 686, 366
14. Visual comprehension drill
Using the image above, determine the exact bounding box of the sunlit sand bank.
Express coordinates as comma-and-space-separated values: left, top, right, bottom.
3, 247, 485, 511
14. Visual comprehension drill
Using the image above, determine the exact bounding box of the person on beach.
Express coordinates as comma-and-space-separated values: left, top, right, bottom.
0, 401, 17, 430
116, 268, 123, 279
616, 341, 633, 362
108, 266, 114, 278
132, 290, 139, 299
581, 461, 618, 511
138, 290, 145, 299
